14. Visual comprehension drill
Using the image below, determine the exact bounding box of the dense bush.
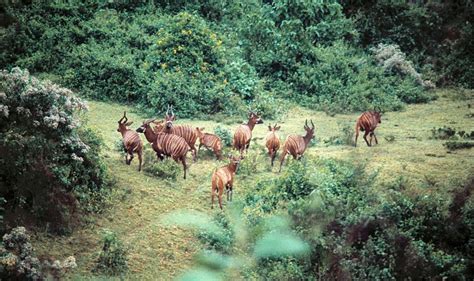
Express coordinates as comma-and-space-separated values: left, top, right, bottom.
0, 226, 42, 280
0, 1, 440, 117
0, 68, 109, 233
0, 226, 77, 280
238, 1, 427, 112
341, 1, 474, 87
94, 230, 128, 276
237, 158, 474, 279
142, 150, 181, 180
213, 125, 232, 147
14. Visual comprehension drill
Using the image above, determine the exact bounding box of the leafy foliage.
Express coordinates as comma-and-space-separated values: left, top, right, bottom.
94, 230, 128, 276
143, 150, 181, 180
238, 158, 474, 279
0, 68, 109, 233
341, 0, 474, 87
213, 125, 232, 147
0, 1, 442, 118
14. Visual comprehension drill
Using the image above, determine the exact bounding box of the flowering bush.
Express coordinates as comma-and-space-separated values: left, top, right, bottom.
371, 43, 435, 90
0, 226, 77, 280
0, 68, 109, 233
0, 226, 42, 280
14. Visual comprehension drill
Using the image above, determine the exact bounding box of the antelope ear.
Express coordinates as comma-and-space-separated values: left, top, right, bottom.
125, 121, 134, 126
227, 153, 232, 160
200, 127, 205, 131
268, 125, 272, 131
276, 126, 281, 131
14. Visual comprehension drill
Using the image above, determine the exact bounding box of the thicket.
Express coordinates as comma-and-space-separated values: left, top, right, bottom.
191, 158, 474, 279
341, 0, 474, 88
94, 230, 128, 276
0, 68, 109, 234
0, 2, 282, 118
0, 0, 451, 117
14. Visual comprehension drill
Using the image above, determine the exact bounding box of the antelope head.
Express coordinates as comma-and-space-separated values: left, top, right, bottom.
373, 106, 382, 124
248, 111, 264, 125
303, 119, 315, 141
268, 123, 281, 132
195, 127, 205, 138
165, 105, 176, 129
136, 118, 157, 133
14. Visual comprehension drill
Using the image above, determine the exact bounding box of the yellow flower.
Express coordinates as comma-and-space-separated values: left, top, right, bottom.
161, 63, 167, 69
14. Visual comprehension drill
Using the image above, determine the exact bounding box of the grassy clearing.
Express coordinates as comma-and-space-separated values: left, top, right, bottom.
31, 89, 473, 279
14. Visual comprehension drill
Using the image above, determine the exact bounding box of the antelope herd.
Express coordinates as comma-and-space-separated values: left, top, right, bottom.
117, 107, 383, 209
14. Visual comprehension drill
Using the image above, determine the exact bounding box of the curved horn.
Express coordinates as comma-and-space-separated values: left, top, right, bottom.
120, 111, 127, 123
304, 119, 308, 128
310, 119, 315, 129
171, 105, 175, 117
376, 106, 382, 113
118, 112, 126, 123
166, 105, 171, 117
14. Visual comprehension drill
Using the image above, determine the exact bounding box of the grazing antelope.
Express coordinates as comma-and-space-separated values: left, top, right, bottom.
195, 127, 223, 160
279, 120, 315, 172
136, 122, 190, 179
211, 155, 243, 210
158, 106, 199, 162
233, 112, 264, 155
117, 112, 143, 171
265, 123, 281, 166
354, 108, 382, 147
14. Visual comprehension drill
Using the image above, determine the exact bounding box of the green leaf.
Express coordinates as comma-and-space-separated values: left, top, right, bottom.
254, 231, 309, 259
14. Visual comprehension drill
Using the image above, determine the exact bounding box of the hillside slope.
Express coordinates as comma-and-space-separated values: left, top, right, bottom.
31, 89, 473, 279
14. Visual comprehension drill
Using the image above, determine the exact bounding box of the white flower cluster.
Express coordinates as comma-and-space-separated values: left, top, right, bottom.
1, 67, 89, 130
16, 106, 32, 117
62, 135, 91, 155
371, 43, 435, 89
0, 104, 9, 118
48, 255, 77, 271
71, 153, 84, 162
1, 226, 42, 280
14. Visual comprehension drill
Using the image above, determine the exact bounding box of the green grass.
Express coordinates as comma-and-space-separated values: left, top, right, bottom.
31, 89, 474, 279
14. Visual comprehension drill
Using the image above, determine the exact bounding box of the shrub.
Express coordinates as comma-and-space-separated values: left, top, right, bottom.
240, 157, 474, 279
237, 149, 265, 177
0, 68, 109, 232
371, 43, 435, 90
431, 126, 473, 141
142, 150, 180, 180
94, 230, 128, 276
0, 227, 42, 280
431, 126, 457, 140
214, 125, 232, 147
197, 214, 234, 254
341, 1, 473, 87
443, 141, 474, 151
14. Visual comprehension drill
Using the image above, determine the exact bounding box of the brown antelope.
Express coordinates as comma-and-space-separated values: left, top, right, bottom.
157, 105, 199, 161
279, 120, 315, 172
195, 127, 223, 160
211, 155, 243, 210
137, 119, 159, 144
354, 108, 382, 147
136, 122, 190, 179
233, 111, 264, 155
117, 112, 143, 171
265, 123, 281, 166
